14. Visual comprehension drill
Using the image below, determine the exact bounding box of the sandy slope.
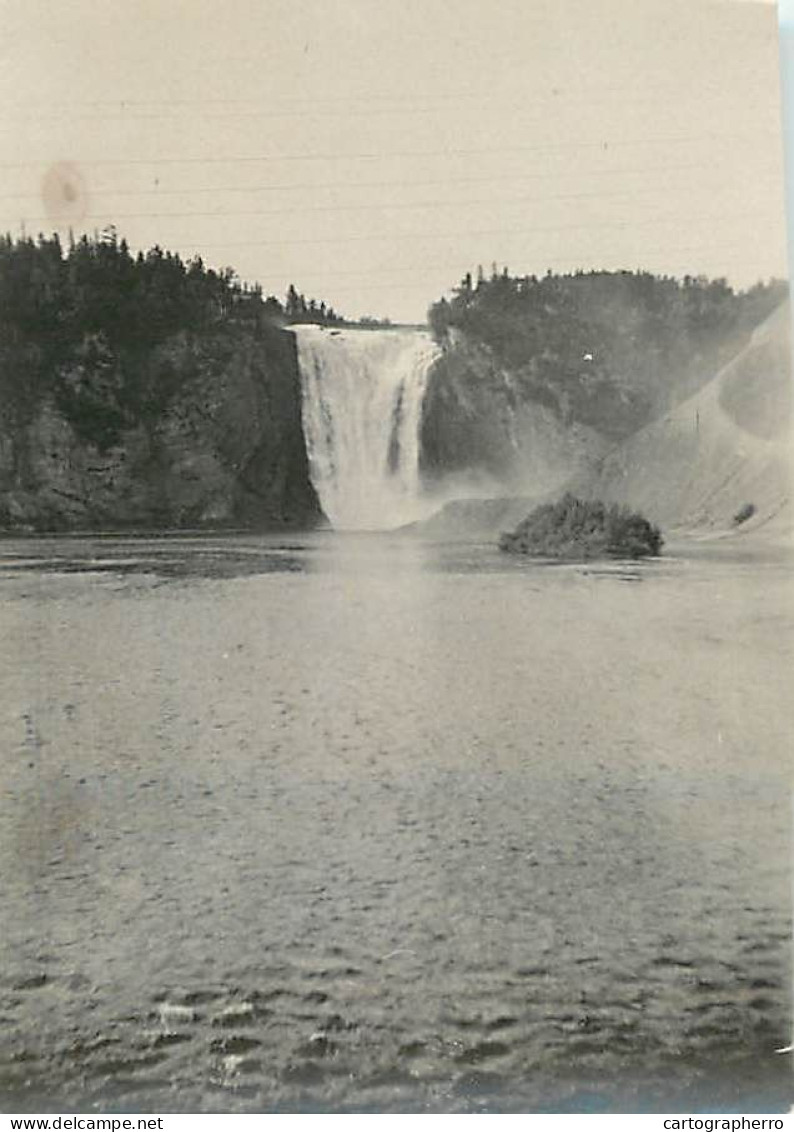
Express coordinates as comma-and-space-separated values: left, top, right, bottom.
401, 493, 544, 540
410, 303, 792, 543
585, 302, 792, 540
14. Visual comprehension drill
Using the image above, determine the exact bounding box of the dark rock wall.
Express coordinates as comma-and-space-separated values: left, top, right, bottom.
419, 332, 605, 495
0, 324, 323, 532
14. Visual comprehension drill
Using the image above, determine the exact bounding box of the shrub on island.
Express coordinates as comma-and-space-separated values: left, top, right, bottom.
499, 494, 663, 560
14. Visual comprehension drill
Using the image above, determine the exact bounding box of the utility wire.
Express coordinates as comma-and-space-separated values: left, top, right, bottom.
0, 130, 777, 170
147, 209, 766, 250
15, 184, 733, 225
0, 161, 735, 202
0, 92, 773, 127
0, 77, 774, 110
254, 248, 784, 292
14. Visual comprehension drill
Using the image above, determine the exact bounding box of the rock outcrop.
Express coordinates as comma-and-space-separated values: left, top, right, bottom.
410, 302, 792, 543
0, 324, 322, 532
419, 332, 605, 497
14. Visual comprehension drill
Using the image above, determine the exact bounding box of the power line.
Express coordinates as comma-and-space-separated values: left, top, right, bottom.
0, 130, 777, 171
252, 248, 784, 292
0, 161, 729, 203
242, 244, 775, 281
9, 212, 774, 254
149, 209, 767, 250
0, 75, 775, 111
0, 92, 773, 127
15, 183, 728, 225
7, 211, 762, 250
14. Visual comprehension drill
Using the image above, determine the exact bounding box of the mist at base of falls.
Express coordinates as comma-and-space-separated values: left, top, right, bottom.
293, 325, 441, 531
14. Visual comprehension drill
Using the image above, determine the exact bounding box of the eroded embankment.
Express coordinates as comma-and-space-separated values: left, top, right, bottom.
410, 303, 792, 546
583, 302, 792, 539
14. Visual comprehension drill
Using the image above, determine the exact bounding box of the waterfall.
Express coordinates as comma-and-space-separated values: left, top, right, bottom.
293, 325, 439, 530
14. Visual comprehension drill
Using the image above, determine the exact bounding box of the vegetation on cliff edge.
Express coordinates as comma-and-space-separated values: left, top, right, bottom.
428, 268, 787, 439
0, 230, 350, 451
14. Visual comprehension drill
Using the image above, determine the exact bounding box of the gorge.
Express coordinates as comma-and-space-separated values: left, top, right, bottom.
0, 235, 789, 541
1, 244, 792, 1116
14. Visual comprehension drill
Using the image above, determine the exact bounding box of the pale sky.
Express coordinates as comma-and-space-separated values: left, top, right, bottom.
0, 0, 787, 322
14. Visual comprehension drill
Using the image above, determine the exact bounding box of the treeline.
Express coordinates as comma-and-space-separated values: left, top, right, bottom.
284, 283, 343, 325
284, 284, 393, 329
0, 229, 274, 346
0, 230, 355, 451
0, 231, 370, 440
0, 232, 264, 439
0, 229, 352, 343
427, 266, 788, 436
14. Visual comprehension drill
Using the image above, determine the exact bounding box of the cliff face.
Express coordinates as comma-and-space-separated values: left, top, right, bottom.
0, 324, 323, 532
420, 332, 606, 497
413, 302, 792, 542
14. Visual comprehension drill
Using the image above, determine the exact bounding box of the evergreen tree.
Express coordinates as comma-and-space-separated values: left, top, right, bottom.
285, 284, 300, 319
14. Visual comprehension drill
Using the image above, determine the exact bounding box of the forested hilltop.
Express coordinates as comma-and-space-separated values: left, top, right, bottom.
1, 232, 787, 531
0, 231, 352, 442
427, 269, 787, 440
0, 232, 324, 530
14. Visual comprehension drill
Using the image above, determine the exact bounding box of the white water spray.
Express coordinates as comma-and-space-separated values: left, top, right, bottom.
293, 326, 440, 530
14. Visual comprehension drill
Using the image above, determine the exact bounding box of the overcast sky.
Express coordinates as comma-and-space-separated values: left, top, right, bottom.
0, 0, 787, 321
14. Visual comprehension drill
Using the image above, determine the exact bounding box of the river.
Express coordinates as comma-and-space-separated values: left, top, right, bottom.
0, 533, 791, 1112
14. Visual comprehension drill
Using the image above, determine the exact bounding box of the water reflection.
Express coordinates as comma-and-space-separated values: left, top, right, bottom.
0, 529, 692, 585
0, 535, 309, 581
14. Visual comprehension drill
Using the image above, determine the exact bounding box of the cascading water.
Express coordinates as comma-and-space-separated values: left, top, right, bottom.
293, 325, 440, 530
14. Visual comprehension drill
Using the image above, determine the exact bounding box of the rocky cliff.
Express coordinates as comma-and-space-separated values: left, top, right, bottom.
419, 270, 788, 522
0, 235, 323, 532
419, 331, 606, 498
0, 322, 322, 532
411, 302, 792, 542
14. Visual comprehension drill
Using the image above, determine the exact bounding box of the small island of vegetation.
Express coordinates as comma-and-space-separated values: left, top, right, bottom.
499, 494, 663, 560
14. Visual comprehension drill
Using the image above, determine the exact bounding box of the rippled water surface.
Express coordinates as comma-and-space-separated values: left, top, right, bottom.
1, 532, 792, 1112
